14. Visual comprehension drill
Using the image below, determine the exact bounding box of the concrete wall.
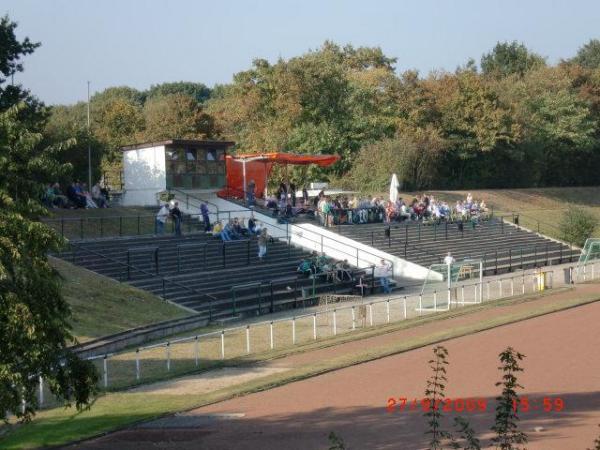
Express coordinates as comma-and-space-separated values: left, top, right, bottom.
122, 145, 166, 206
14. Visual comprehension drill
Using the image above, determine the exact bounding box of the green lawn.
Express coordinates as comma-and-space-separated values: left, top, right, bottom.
52, 257, 190, 342
2, 286, 599, 449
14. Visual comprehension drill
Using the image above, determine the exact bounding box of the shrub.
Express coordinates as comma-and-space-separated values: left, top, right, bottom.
559, 206, 597, 247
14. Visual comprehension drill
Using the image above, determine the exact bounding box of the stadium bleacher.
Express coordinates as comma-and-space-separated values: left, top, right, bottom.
335, 218, 580, 274
58, 232, 379, 320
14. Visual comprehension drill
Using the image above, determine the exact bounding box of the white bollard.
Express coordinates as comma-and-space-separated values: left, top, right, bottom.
103, 356, 108, 388
246, 326, 250, 354
419, 294, 423, 314
269, 322, 274, 349
292, 318, 296, 344
333, 310, 337, 335
403, 297, 407, 319
352, 306, 356, 330
511, 278, 514, 296
368, 304, 373, 326
38, 376, 44, 406
220, 331, 225, 359
386, 300, 390, 323
313, 313, 317, 340
136, 349, 140, 380
433, 291, 437, 310
166, 342, 171, 372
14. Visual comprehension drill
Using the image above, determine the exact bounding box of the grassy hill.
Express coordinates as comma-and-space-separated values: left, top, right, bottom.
51, 257, 189, 343
397, 186, 600, 241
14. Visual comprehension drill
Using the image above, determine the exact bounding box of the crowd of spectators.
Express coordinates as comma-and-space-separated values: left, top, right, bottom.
297, 251, 353, 282
43, 181, 110, 209
315, 192, 489, 226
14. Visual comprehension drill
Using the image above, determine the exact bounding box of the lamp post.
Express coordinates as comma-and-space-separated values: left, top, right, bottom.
87, 81, 92, 190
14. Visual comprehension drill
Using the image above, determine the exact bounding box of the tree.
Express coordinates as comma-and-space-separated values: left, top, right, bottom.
481, 41, 546, 78
345, 128, 446, 192
492, 347, 527, 449
572, 39, 600, 69
559, 206, 597, 247
0, 17, 98, 422
0, 104, 98, 422
145, 81, 211, 104
142, 93, 213, 141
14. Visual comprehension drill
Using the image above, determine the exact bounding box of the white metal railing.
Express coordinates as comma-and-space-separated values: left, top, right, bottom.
34, 260, 598, 407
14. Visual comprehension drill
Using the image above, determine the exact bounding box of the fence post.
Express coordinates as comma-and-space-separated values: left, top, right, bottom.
166, 342, 171, 371
270, 321, 274, 349
246, 326, 250, 353
386, 300, 390, 323
368, 303, 373, 326
135, 349, 140, 380
103, 355, 108, 388
220, 330, 225, 359
522, 274, 525, 294
403, 296, 407, 319
313, 313, 317, 340
332, 310, 337, 336
38, 376, 44, 406
352, 306, 356, 330
195, 336, 200, 366
433, 290, 437, 310
292, 318, 296, 344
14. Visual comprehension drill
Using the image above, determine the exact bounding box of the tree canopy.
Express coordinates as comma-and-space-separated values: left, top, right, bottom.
0, 16, 98, 422
44, 38, 600, 192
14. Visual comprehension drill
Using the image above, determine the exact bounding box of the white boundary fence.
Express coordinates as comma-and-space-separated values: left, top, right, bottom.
33, 260, 598, 407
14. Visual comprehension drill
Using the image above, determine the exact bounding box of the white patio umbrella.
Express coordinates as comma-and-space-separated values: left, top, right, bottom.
389, 173, 399, 203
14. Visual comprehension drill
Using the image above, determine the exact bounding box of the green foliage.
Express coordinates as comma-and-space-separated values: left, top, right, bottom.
0, 104, 98, 421
344, 128, 445, 192
146, 81, 211, 103
328, 431, 346, 450
424, 345, 452, 449
0, 17, 98, 422
559, 206, 597, 246
451, 417, 480, 450
491, 347, 527, 450
143, 93, 213, 141
572, 39, 600, 69
481, 41, 546, 77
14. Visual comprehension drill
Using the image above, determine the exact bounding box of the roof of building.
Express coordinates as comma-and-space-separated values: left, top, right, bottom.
121, 139, 235, 151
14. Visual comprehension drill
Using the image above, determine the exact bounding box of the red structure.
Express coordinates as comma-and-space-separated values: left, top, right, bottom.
221, 152, 340, 199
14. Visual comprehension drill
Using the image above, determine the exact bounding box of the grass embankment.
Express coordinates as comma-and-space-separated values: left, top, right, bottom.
52, 257, 189, 342
2, 284, 599, 449
397, 186, 600, 241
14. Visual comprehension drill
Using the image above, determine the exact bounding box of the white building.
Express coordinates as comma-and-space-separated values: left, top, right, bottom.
121, 139, 234, 206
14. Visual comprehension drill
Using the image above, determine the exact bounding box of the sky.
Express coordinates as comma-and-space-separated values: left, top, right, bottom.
4, 0, 600, 105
